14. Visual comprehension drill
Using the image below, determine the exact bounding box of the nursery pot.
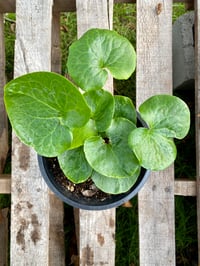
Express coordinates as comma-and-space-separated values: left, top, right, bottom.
38, 155, 150, 210
38, 114, 150, 211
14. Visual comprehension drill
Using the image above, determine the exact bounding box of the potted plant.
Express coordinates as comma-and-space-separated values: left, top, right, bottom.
4, 29, 190, 210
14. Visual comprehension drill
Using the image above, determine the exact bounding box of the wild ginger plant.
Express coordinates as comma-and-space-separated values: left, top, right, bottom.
4, 29, 190, 194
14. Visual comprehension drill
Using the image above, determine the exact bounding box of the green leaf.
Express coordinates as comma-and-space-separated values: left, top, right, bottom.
84, 117, 140, 178
139, 95, 190, 139
84, 89, 114, 131
70, 119, 97, 150
114, 95, 136, 124
128, 128, 177, 170
92, 169, 140, 194
4, 72, 91, 156
67, 28, 136, 91
58, 146, 92, 184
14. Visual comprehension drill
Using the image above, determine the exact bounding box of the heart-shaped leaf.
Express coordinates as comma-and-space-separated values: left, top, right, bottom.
84, 117, 140, 178
70, 119, 97, 150
58, 146, 92, 184
67, 28, 136, 91
4, 72, 91, 156
91, 168, 140, 194
114, 95, 136, 124
84, 89, 114, 131
128, 128, 177, 170
139, 95, 190, 139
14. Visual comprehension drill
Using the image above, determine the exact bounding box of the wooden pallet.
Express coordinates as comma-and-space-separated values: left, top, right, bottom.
0, 0, 199, 265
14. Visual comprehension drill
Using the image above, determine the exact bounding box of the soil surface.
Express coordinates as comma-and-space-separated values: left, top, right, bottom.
48, 157, 111, 201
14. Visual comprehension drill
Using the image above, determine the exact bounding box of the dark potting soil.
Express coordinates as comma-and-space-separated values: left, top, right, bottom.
48, 157, 111, 201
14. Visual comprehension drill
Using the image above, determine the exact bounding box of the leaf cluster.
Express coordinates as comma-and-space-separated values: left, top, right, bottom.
4, 29, 190, 194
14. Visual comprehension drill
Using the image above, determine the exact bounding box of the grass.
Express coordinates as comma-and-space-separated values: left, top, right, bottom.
60, 12, 77, 74
175, 196, 197, 265
0, 195, 10, 209
115, 198, 139, 266
113, 4, 137, 102
1, 3, 198, 266
4, 13, 15, 80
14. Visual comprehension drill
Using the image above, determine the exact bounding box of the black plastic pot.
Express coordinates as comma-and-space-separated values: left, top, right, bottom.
38, 156, 150, 211
38, 113, 150, 210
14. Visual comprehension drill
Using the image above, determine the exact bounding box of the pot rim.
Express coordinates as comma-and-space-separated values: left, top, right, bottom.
38, 155, 150, 211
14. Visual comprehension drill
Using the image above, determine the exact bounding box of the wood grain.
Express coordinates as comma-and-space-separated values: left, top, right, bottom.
49, 11, 65, 266
0, 0, 16, 12
49, 194, 65, 265
195, 0, 200, 264
0, 13, 8, 173
76, 1, 115, 265
175, 179, 196, 196
79, 210, 115, 266
0, 174, 11, 194
0, 0, 196, 265
10, 1, 64, 265
136, 1, 175, 265
0, 208, 9, 266
0, 174, 197, 196
0, 0, 192, 13
51, 12, 61, 73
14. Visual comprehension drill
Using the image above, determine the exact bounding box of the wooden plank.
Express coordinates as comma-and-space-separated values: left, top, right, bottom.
53, 0, 76, 12
76, 1, 115, 265
0, 13, 8, 173
49, 194, 65, 265
76, 0, 113, 44
195, 0, 200, 264
10, 1, 56, 265
0, 0, 192, 13
136, 1, 175, 265
0, 174, 197, 196
0, 208, 9, 266
49, 11, 65, 266
79, 210, 115, 266
51, 12, 61, 73
0, 0, 16, 13
174, 179, 196, 196
0, 174, 11, 194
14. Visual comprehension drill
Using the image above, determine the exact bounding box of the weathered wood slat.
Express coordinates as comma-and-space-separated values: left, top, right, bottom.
175, 179, 196, 196
195, 0, 200, 264
10, 1, 64, 265
136, 1, 175, 265
0, 174, 11, 194
0, 174, 197, 196
0, 13, 8, 173
53, 0, 76, 12
0, 1, 197, 265
0, 208, 9, 266
11, 0, 52, 259
0, 0, 16, 13
51, 12, 62, 73
0, 0, 76, 12
49, 11, 65, 265
49, 194, 65, 265
76, 1, 115, 265
79, 210, 115, 265
0, 0, 193, 13
76, 0, 113, 43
